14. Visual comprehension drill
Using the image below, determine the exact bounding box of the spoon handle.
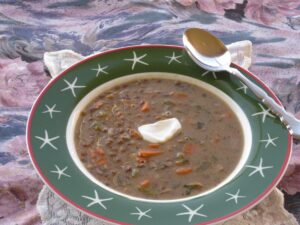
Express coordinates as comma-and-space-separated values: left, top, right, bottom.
229, 67, 300, 139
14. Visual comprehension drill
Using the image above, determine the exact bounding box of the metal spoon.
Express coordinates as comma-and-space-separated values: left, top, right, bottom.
183, 27, 300, 139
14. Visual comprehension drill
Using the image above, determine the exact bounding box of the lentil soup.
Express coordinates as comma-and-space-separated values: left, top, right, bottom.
74, 76, 245, 200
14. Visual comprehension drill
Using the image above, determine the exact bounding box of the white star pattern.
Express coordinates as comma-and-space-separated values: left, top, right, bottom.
225, 189, 246, 204
246, 158, 273, 178
91, 63, 109, 77
42, 104, 61, 119
61, 77, 86, 97
252, 103, 275, 123
165, 52, 182, 65
201, 70, 217, 79
124, 51, 149, 70
82, 190, 113, 210
130, 207, 152, 221
35, 130, 60, 150
176, 204, 207, 223
260, 133, 279, 149
236, 81, 248, 94
50, 165, 71, 180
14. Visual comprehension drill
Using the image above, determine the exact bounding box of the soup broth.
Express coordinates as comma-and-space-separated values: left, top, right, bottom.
75, 78, 244, 199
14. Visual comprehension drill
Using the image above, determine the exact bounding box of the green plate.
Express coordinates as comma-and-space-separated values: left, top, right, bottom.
27, 45, 292, 225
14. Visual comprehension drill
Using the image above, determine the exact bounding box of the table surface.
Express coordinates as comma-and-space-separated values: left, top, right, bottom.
0, 0, 299, 224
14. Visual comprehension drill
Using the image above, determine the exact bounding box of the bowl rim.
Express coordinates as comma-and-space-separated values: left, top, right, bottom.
26, 44, 292, 225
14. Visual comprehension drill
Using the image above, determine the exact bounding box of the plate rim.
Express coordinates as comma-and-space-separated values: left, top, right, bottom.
26, 44, 292, 225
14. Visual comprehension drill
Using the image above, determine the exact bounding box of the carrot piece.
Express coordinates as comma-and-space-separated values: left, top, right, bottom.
170, 92, 188, 99
176, 167, 193, 175
139, 179, 150, 188
148, 143, 160, 149
91, 100, 104, 110
141, 101, 150, 112
96, 159, 107, 165
99, 148, 105, 154
138, 150, 162, 158
183, 144, 197, 155
90, 148, 107, 165
90, 148, 105, 158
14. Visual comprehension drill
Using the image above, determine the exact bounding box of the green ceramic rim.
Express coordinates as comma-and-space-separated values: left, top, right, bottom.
27, 45, 292, 225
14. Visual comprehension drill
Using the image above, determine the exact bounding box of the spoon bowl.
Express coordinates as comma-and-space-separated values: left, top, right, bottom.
183, 28, 231, 71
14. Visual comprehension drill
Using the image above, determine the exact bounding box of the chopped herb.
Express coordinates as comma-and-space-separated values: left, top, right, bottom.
97, 110, 108, 118
176, 152, 189, 165
184, 182, 203, 195
196, 162, 211, 171
176, 158, 189, 166
138, 187, 154, 196
90, 121, 102, 131
131, 168, 139, 177
197, 122, 204, 129
184, 182, 203, 189
113, 173, 124, 186
176, 152, 185, 158
163, 100, 176, 106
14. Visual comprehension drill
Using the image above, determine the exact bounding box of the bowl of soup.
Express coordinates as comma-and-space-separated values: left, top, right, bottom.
67, 73, 252, 201
27, 45, 292, 225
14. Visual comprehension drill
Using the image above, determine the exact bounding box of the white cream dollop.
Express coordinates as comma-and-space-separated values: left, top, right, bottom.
138, 118, 182, 143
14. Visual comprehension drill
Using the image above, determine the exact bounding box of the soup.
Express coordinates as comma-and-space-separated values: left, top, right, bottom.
75, 78, 244, 199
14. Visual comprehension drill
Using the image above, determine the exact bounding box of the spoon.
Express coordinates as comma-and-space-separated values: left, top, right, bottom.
183, 28, 300, 139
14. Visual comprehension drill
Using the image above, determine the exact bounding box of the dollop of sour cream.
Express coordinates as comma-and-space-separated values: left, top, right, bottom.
138, 118, 182, 143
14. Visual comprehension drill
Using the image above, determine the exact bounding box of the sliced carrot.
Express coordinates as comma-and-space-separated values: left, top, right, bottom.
141, 101, 150, 112
91, 100, 104, 110
90, 148, 107, 165
170, 92, 188, 99
90, 148, 105, 158
183, 144, 197, 155
176, 167, 193, 175
139, 179, 150, 189
138, 150, 162, 158
96, 159, 107, 165
99, 148, 105, 154
148, 143, 160, 149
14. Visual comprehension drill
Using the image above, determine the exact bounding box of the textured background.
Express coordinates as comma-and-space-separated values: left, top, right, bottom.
0, 0, 299, 224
